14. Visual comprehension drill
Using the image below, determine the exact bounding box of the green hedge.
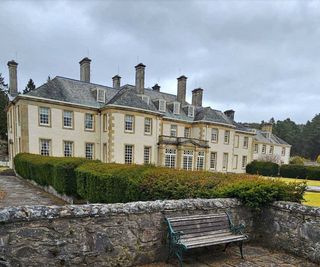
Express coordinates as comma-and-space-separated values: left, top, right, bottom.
280, 164, 320, 180
15, 154, 307, 209
246, 160, 279, 176
14, 153, 89, 196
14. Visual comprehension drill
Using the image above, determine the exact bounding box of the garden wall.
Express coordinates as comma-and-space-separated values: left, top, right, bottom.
0, 198, 252, 267
255, 201, 320, 264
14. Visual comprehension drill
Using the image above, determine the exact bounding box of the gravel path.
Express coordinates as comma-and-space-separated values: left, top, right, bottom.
0, 175, 66, 207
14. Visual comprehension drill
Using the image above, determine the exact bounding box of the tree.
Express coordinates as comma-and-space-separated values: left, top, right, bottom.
301, 114, 320, 160
23, 79, 36, 94
0, 73, 9, 140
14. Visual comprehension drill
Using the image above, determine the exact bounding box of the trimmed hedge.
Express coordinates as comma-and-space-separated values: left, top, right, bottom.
15, 154, 307, 209
280, 164, 320, 180
14, 153, 89, 196
246, 160, 279, 176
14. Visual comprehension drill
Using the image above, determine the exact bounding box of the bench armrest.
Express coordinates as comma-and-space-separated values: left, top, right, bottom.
170, 231, 185, 244
231, 223, 246, 235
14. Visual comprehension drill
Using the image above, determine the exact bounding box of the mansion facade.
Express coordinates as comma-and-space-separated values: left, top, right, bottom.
6, 58, 291, 172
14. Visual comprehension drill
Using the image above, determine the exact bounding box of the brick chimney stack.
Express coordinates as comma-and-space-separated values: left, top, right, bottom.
7, 60, 18, 96
224, 110, 235, 121
112, 75, 121, 89
135, 63, 145, 94
79, 57, 91, 82
152, 83, 160, 92
261, 122, 273, 133
192, 88, 203, 107
177, 75, 187, 104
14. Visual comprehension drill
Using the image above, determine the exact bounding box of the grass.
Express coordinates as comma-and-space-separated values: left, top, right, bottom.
303, 192, 320, 207
267, 176, 320, 187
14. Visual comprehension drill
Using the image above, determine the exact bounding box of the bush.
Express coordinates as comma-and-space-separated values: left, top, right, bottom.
289, 156, 305, 165
306, 166, 320, 180
246, 160, 279, 176
317, 155, 320, 164
280, 164, 307, 179
14, 153, 89, 196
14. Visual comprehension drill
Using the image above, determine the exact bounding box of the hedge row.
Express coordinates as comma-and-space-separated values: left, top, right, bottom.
14, 154, 306, 209
14, 153, 89, 196
246, 160, 320, 180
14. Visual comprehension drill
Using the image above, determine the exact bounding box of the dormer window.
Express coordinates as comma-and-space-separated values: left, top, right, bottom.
188, 105, 194, 117
97, 89, 105, 103
159, 99, 166, 112
141, 95, 150, 105
173, 102, 180, 115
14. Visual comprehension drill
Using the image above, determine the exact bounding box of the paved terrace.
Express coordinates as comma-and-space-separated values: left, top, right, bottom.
141, 245, 318, 267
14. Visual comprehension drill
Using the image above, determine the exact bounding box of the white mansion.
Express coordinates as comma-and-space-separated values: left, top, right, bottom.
6, 58, 291, 172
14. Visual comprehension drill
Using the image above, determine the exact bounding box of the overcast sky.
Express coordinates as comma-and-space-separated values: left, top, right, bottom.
1, 0, 319, 123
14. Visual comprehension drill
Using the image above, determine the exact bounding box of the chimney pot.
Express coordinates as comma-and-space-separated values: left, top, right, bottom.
177, 75, 187, 104
79, 57, 91, 82
261, 122, 273, 133
135, 63, 145, 94
192, 88, 203, 107
7, 60, 18, 96
152, 83, 160, 92
112, 75, 121, 89
224, 110, 235, 121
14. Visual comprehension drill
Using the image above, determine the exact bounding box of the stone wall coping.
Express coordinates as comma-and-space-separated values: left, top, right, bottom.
0, 198, 241, 223
272, 201, 320, 216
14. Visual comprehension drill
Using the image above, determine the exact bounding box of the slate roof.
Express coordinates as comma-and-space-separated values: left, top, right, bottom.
254, 129, 290, 146
24, 76, 235, 126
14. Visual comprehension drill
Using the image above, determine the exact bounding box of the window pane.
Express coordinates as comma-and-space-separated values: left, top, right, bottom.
40, 139, 50, 156
211, 129, 218, 142
224, 131, 230, 144
63, 111, 73, 128
183, 150, 193, 170
144, 146, 151, 164
64, 141, 73, 157
125, 145, 133, 164
242, 156, 247, 169
125, 115, 134, 132
196, 151, 205, 170
243, 137, 248, 148
210, 152, 217, 170
144, 118, 152, 134
223, 153, 228, 170
85, 114, 94, 130
184, 127, 190, 138
85, 143, 94, 159
165, 149, 176, 168
170, 125, 177, 137
39, 107, 49, 125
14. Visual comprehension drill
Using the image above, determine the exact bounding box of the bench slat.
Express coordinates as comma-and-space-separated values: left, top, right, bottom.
170, 217, 228, 227
181, 231, 233, 243
172, 221, 230, 232
181, 229, 231, 239
167, 213, 227, 222
175, 225, 231, 235
184, 235, 247, 249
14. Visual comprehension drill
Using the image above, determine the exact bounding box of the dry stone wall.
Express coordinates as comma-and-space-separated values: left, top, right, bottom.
0, 198, 252, 267
255, 201, 320, 264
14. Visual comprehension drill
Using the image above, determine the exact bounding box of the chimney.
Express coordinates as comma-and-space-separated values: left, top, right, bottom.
7, 60, 18, 96
112, 75, 121, 89
177, 75, 187, 104
224, 110, 235, 121
261, 122, 273, 133
152, 83, 160, 92
192, 88, 203, 107
135, 63, 145, 94
79, 57, 91, 82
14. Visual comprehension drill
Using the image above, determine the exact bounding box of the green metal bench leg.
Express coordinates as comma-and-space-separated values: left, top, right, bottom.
239, 241, 244, 259
175, 249, 183, 267
223, 242, 230, 252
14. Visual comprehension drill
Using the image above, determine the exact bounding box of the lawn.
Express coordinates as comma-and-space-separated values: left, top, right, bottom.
266, 176, 320, 207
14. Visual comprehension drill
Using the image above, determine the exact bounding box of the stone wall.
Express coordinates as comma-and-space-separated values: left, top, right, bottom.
0, 198, 252, 267
255, 201, 320, 264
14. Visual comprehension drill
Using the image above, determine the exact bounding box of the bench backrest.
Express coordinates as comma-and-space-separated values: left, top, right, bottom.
166, 213, 231, 237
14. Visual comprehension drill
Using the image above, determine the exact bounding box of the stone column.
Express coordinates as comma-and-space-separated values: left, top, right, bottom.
7, 60, 18, 96
79, 57, 91, 82
135, 63, 145, 94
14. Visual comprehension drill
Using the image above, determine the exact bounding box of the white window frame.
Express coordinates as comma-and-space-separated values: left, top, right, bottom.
183, 150, 193, 170
63, 110, 73, 129
124, 115, 134, 132
85, 113, 94, 130
211, 128, 218, 143
210, 152, 217, 170
144, 117, 152, 135
243, 136, 249, 149
159, 99, 166, 112
222, 153, 228, 171
233, 155, 238, 169
254, 144, 259, 153
124, 144, 134, 164
39, 107, 50, 126
144, 146, 151, 164
224, 130, 230, 144
165, 148, 176, 168
63, 141, 73, 157
40, 139, 51, 156
173, 102, 180, 115
97, 89, 106, 103
85, 143, 94, 160
262, 144, 266, 154
242, 155, 247, 169
170, 125, 177, 137
184, 127, 191, 138
269, 145, 274, 154
234, 135, 239, 148
141, 95, 150, 105
188, 105, 194, 117
196, 151, 205, 171
282, 147, 286, 156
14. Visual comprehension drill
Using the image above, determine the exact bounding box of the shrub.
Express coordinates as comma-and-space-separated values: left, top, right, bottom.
289, 156, 305, 165
280, 164, 307, 179
14, 153, 89, 196
246, 160, 279, 176
306, 166, 320, 180
317, 155, 320, 164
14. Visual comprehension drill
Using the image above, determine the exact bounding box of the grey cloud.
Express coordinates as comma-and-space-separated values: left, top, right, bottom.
0, 0, 319, 123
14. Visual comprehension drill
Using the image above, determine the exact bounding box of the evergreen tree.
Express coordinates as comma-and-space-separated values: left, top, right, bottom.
301, 114, 320, 160
23, 79, 36, 94
0, 73, 9, 140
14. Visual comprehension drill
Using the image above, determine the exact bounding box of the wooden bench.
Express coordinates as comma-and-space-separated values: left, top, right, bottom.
165, 212, 247, 266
